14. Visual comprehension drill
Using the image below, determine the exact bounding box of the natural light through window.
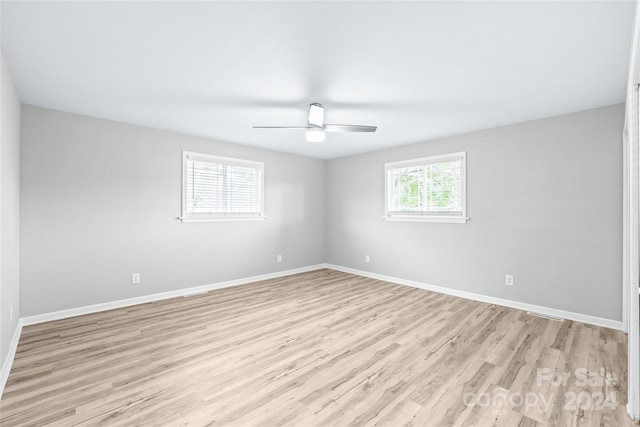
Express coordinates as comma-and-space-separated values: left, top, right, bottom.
384, 152, 467, 223
181, 152, 264, 222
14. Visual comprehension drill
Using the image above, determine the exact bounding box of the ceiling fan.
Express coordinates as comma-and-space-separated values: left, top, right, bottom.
253, 103, 377, 143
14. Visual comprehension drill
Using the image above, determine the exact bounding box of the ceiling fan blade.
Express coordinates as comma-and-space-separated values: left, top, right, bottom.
323, 124, 377, 133
308, 103, 325, 127
252, 126, 310, 129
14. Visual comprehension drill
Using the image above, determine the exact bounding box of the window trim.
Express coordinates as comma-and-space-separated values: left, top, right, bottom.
180, 151, 265, 223
383, 151, 468, 224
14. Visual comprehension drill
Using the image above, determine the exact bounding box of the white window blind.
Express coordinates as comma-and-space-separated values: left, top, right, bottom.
182, 152, 264, 222
384, 152, 467, 223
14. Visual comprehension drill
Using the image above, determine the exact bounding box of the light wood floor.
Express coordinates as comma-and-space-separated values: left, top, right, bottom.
0, 269, 632, 426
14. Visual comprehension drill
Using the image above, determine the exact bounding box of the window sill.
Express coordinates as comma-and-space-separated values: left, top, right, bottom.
178, 216, 266, 223
383, 216, 469, 224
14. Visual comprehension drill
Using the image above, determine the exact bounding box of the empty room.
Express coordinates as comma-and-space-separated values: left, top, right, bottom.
1, 1, 640, 426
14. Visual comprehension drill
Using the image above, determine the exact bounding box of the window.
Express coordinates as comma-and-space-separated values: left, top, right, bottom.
181, 151, 264, 222
384, 152, 467, 223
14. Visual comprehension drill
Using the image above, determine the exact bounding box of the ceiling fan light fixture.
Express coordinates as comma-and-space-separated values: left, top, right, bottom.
306, 129, 326, 143
308, 103, 325, 127
253, 103, 376, 143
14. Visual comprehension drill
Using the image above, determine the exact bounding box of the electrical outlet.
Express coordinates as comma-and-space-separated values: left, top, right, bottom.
132, 273, 141, 284
9, 305, 13, 322
505, 275, 514, 286
365, 255, 370, 263
277, 254, 282, 263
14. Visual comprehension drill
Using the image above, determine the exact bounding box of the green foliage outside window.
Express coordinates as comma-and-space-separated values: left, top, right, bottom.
391, 161, 461, 212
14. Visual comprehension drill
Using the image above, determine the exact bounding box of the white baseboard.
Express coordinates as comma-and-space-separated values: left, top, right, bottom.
21, 264, 327, 326
19, 262, 623, 330
325, 264, 624, 331
0, 319, 23, 399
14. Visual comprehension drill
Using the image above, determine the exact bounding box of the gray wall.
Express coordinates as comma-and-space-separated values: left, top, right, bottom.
1, 53, 21, 367
326, 104, 624, 322
18, 103, 626, 322
20, 106, 325, 316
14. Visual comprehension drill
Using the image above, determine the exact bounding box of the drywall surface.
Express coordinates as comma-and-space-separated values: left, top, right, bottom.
20, 106, 325, 315
20, 103, 625, 322
1, 52, 21, 366
326, 104, 624, 321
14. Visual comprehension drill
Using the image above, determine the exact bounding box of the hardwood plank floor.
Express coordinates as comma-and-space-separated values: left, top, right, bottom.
0, 269, 632, 426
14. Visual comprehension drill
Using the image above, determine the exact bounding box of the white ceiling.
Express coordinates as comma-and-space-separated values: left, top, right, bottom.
1, 1, 634, 159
